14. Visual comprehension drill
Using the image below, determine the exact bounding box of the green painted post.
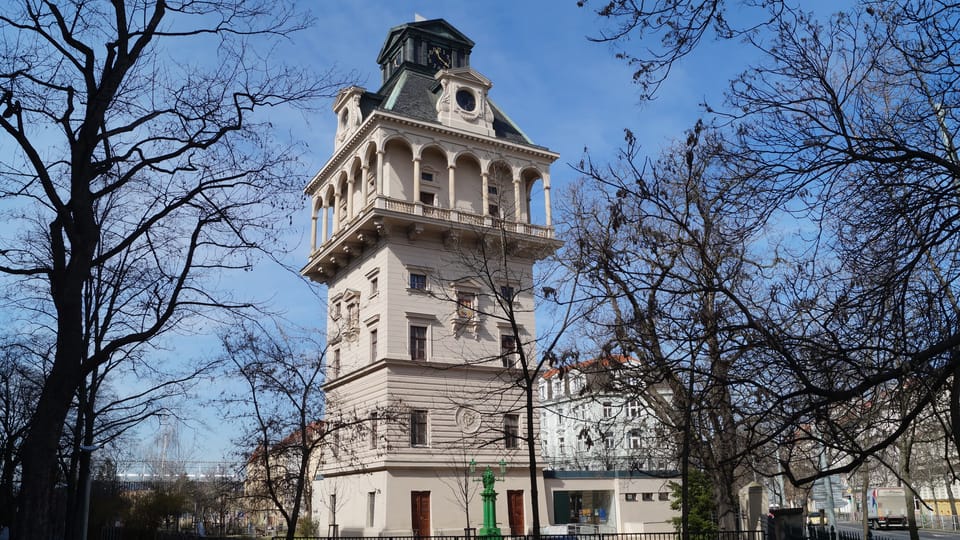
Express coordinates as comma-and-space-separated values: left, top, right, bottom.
477, 466, 502, 540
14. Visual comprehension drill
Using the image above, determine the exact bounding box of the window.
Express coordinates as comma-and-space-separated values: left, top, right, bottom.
627, 400, 641, 418
369, 412, 378, 449
456, 292, 476, 319
331, 302, 341, 320
504, 414, 519, 449
410, 410, 428, 447
499, 285, 515, 306
488, 203, 500, 217
558, 436, 566, 455
332, 349, 341, 378
347, 302, 359, 329
367, 492, 376, 527
603, 431, 614, 449
370, 329, 378, 363
625, 493, 637, 502
642, 493, 654, 502
501, 334, 517, 367
330, 494, 337, 521
419, 191, 435, 206
488, 185, 498, 195
332, 431, 340, 458
410, 325, 427, 360
409, 273, 427, 290
659, 492, 670, 501
629, 428, 642, 450
557, 408, 564, 425
370, 276, 379, 296
602, 402, 613, 418
538, 382, 546, 400
421, 171, 435, 182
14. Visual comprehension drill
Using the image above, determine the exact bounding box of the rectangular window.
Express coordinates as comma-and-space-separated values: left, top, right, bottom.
410, 410, 428, 447
504, 414, 519, 449
370, 329, 378, 363
627, 400, 641, 418
370, 276, 379, 296
347, 302, 359, 328
409, 273, 427, 290
332, 349, 341, 378
558, 436, 565, 455
456, 292, 476, 319
625, 493, 637, 502
330, 494, 337, 521
488, 203, 500, 217
501, 334, 517, 367
370, 412, 378, 449
421, 171, 434, 182
602, 401, 613, 418
642, 493, 654, 502
420, 191, 435, 206
488, 185, 498, 195
659, 492, 670, 501
629, 428, 642, 450
331, 302, 341, 319
332, 431, 340, 458
499, 285, 515, 306
410, 325, 427, 360
367, 492, 376, 527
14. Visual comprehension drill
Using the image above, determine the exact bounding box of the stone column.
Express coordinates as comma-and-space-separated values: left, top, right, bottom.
346, 176, 355, 221
361, 163, 370, 203
448, 164, 456, 209
376, 149, 385, 197
320, 193, 329, 243
310, 197, 319, 251
543, 170, 552, 226
413, 157, 422, 203
482, 172, 489, 215
333, 183, 341, 234
513, 172, 522, 223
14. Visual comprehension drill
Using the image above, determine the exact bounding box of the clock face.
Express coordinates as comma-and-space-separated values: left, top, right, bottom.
456, 89, 476, 112
427, 46, 451, 69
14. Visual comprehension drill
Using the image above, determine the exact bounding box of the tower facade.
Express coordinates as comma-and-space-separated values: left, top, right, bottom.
303, 19, 559, 536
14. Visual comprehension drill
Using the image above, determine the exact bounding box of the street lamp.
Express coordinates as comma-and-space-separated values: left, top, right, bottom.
79, 444, 101, 540
471, 459, 507, 540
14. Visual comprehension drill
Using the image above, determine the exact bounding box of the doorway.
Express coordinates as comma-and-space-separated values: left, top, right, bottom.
508, 490, 524, 535
411, 491, 431, 537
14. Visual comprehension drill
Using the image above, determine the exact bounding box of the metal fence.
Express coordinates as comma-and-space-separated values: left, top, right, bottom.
277, 532, 767, 540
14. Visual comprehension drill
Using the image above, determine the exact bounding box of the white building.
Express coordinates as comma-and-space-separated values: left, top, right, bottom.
539, 357, 677, 473
302, 18, 559, 536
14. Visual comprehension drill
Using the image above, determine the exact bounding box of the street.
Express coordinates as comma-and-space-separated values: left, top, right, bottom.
834, 522, 960, 540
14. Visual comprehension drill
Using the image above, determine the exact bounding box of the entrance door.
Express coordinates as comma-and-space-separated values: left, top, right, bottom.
411, 491, 431, 537
508, 490, 525, 535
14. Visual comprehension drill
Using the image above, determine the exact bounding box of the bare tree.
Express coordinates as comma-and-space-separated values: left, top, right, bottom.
0, 2, 345, 537
225, 321, 373, 540
578, 0, 960, 505
566, 124, 777, 532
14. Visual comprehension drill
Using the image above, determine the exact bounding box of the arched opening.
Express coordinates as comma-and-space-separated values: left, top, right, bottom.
454, 153, 483, 214
487, 161, 514, 221
383, 137, 414, 201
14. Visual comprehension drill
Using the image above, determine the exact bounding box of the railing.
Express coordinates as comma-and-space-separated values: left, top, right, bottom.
277, 531, 766, 540
372, 196, 553, 238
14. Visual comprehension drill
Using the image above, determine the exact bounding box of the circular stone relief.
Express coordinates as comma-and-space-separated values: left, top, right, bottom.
456, 407, 482, 433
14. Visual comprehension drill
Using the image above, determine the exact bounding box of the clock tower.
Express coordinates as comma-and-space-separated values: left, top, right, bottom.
304, 18, 559, 536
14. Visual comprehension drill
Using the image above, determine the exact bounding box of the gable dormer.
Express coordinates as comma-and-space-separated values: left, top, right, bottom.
333, 86, 365, 150
435, 68, 495, 137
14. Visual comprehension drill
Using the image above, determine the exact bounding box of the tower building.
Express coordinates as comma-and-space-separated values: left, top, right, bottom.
302, 19, 559, 536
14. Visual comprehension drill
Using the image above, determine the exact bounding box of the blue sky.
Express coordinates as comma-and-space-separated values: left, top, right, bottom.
149, 2, 781, 460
